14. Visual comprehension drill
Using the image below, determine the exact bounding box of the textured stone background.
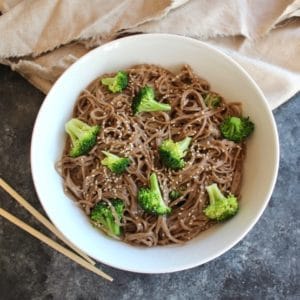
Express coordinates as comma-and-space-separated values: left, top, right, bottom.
0, 65, 299, 300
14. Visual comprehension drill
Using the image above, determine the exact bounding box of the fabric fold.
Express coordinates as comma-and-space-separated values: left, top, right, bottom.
0, 0, 299, 109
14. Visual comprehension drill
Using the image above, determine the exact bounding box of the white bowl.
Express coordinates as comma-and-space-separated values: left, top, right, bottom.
31, 34, 279, 273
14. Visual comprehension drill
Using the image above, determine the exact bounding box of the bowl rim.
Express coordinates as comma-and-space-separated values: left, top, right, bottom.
31, 33, 280, 273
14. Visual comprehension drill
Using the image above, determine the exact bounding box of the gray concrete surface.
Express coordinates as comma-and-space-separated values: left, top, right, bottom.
0, 65, 299, 299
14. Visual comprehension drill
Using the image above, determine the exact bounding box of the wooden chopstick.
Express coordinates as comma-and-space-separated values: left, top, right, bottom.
0, 208, 113, 282
0, 178, 95, 266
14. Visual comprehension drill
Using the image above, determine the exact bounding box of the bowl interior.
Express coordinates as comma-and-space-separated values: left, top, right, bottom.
31, 34, 279, 273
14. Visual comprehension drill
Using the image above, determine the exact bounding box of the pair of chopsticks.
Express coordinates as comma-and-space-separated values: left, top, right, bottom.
0, 178, 113, 282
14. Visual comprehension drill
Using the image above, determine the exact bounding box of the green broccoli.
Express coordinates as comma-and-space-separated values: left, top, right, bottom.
90, 199, 125, 237
204, 183, 238, 221
132, 86, 171, 115
220, 116, 254, 142
159, 137, 192, 170
101, 71, 128, 93
204, 93, 221, 108
169, 190, 182, 200
65, 118, 100, 157
138, 173, 171, 215
101, 151, 131, 174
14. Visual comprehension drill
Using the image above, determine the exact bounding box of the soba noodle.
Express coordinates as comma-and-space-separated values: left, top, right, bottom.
57, 64, 245, 246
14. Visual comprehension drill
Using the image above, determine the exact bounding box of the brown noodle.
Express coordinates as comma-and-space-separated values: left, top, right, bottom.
57, 64, 245, 247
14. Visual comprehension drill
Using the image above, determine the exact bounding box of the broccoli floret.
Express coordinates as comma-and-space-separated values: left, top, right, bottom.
101, 151, 131, 174
101, 71, 128, 93
90, 199, 125, 237
159, 137, 192, 170
204, 183, 238, 221
138, 173, 171, 215
220, 116, 254, 142
169, 190, 182, 200
204, 93, 221, 108
65, 118, 100, 157
132, 86, 171, 115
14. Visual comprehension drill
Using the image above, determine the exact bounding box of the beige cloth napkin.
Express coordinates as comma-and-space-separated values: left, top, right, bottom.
0, 0, 299, 109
